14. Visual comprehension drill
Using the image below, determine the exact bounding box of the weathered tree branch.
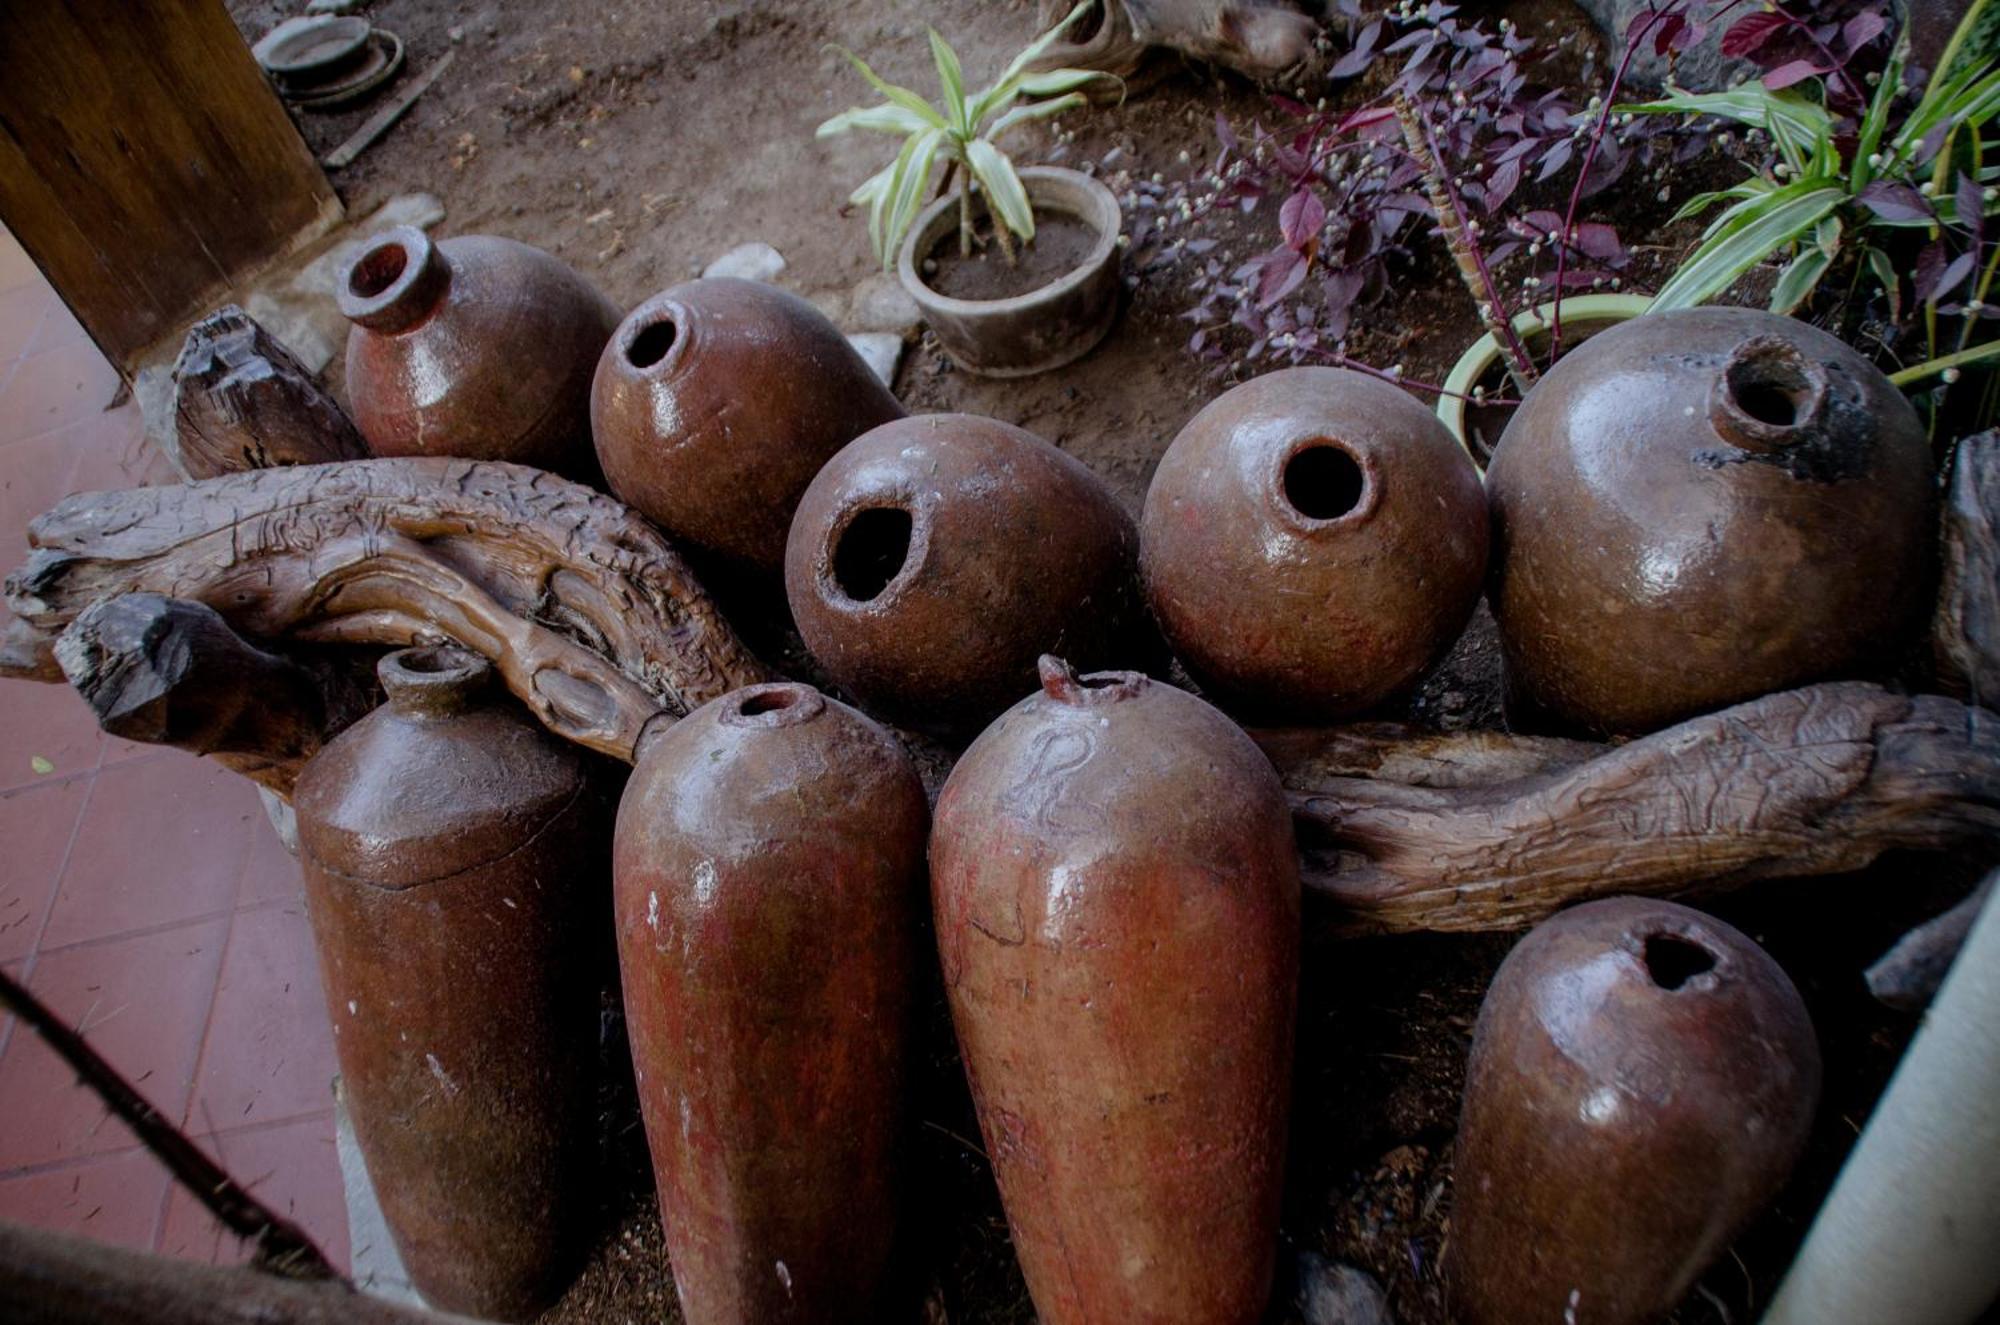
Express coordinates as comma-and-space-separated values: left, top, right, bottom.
1935, 428, 2000, 705
1251, 722, 1600, 790
2, 459, 771, 763
1289, 684, 2000, 935
1866, 869, 1997, 1011
171, 306, 368, 479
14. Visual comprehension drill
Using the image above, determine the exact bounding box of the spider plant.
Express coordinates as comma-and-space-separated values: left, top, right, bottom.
817, 1, 1118, 269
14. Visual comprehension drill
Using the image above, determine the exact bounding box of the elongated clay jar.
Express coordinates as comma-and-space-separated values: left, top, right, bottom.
339, 227, 619, 485
931, 657, 1299, 1325
1450, 897, 1821, 1325
613, 681, 930, 1325
1486, 306, 1935, 735
786, 415, 1152, 733
591, 278, 906, 579
293, 647, 614, 1321
1140, 367, 1488, 721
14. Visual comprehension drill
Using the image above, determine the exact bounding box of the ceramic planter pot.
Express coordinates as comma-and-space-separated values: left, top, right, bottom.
591, 278, 906, 581
931, 657, 1299, 1325
1140, 366, 1488, 722
614, 681, 929, 1325
784, 413, 1154, 734
897, 166, 1121, 378
339, 227, 620, 486
292, 646, 615, 1321
1450, 897, 1821, 1325
1486, 305, 1936, 736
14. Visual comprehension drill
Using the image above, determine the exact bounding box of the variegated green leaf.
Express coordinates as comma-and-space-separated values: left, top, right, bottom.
928, 29, 969, 133
1852, 36, 1908, 192
1620, 85, 1833, 150
817, 103, 935, 139
969, 0, 1100, 124
1650, 182, 1845, 312
881, 129, 947, 267
830, 46, 949, 129
966, 138, 1034, 242
1769, 246, 1833, 314
1865, 244, 1902, 321
988, 92, 1088, 140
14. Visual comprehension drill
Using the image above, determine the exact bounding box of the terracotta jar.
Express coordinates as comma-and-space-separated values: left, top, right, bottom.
590, 278, 906, 580
613, 681, 929, 1325
339, 226, 619, 485
785, 415, 1152, 733
293, 646, 614, 1321
1486, 306, 1935, 735
1140, 366, 1488, 721
1450, 897, 1821, 1325
931, 657, 1299, 1325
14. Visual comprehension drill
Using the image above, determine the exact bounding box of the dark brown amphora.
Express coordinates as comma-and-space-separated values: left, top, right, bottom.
1486, 306, 1935, 735
591, 278, 906, 580
292, 646, 613, 1321
1140, 366, 1488, 721
613, 681, 929, 1325
1450, 897, 1821, 1325
339, 226, 619, 485
786, 415, 1152, 734
931, 657, 1299, 1324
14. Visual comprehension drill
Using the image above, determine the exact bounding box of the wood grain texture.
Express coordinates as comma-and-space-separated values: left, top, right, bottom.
172, 307, 367, 478
1935, 428, 2000, 706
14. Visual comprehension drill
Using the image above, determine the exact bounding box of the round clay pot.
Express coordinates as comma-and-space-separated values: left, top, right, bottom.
1486, 306, 1936, 736
897, 167, 1121, 378
339, 227, 620, 485
931, 657, 1299, 1325
785, 413, 1152, 733
293, 646, 615, 1321
1449, 897, 1821, 1325
591, 278, 906, 580
614, 681, 928, 1325
1140, 366, 1487, 722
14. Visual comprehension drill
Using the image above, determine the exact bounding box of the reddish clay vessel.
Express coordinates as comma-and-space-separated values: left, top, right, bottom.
1140, 367, 1487, 721
339, 226, 619, 484
613, 681, 929, 1325
1450, 897, 1821, 1325
590, 278, 906, 578
1486, 306, 1935, 735
293, 646, 613, 1321
786, 415, 1152, 732
931, 657, 1299, 1324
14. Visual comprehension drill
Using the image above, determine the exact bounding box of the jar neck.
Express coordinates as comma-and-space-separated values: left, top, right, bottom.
379, 645, 491, 718
1038, 655, 1147, 707
339, 226, 451, 335
1708, 336, 1829, 453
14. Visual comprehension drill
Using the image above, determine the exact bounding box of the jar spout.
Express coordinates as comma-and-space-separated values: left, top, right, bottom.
379, 645, 492, 717
1709, 336, 1830, 452
339, 227, 451, 335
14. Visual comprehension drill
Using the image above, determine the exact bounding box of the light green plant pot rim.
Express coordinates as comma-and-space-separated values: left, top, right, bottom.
1436, 293, 1655, 465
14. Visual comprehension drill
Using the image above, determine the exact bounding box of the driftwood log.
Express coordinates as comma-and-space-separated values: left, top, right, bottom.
1935, 428, 2000, 705
1, 459, 770, 763
171, 306, 368, 479
1033, 0, 1319, 78
1865, 868, 1997, 1011
1273, 684, 2000, 935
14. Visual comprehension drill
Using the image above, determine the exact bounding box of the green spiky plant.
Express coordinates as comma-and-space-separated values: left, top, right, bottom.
817, 1, 1118, 269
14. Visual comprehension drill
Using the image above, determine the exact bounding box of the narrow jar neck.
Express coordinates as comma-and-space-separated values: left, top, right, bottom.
379, 645, 491, 718
1708, 336, 1830, 453
1038, 655, 1147, 707
339, 226, 451, 335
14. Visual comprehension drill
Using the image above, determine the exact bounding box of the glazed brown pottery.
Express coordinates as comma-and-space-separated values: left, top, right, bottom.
293, 646, 614, 1321
613, 681, 929, 1325
1140, 366, 1488, 721
785, 414, 1152, 733
590, 277, 906, 579
339, 226, 619, 484
1486, 305, 1936, 736
931, 656, 1299, 1325
1449, 897, 1821, 1325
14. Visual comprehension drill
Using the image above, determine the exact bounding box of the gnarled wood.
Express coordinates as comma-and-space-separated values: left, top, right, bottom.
1291, 684, 2000, 935
3, 459, 770, 762
171, 306, 368, 479
1865, 869, 1996, 1011
1935, 428, 2000, 705
1251, 722, 1600, 790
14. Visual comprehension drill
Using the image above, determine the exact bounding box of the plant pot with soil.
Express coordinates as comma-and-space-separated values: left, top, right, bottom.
899, 166, 1122, 377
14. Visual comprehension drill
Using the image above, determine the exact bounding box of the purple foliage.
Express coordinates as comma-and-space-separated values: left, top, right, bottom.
1718, 0, 1896, 119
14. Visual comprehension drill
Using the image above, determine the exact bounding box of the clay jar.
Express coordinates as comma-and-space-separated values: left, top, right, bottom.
931, 657, 1299, 1325
786, 414, 1151, 733
339, 226, 619, 484
1486, 306, 1936, 736
590, 278, 906, 579
1450, 897, 1821, 1325
613, 681, 929, 1325
1141, 367, 1488, 721
293, 646, 613, 1321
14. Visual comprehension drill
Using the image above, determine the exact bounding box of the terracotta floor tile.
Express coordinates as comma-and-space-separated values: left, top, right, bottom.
157, 1112, 348, 1270
40, 754, 257, 950
0, 957, 19, 1060
187, 901, 336, 1131
0, 282, 56, 365
60, 402, 164, 495
0, 675, 105, 791
0, 340, 123, 446
0, 421, 94, 553
0, 1146, 173, 1253
23, 295, 89, 358
238, 811, 306, 908
0, 227, 36, 295
0, 776, 90, 962
0, 916, 228, 1169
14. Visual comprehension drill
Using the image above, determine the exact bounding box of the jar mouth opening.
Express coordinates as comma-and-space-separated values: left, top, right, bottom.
625, 314, 678, 369
1714, 337, 1828, 446
1276, 436, 1379, 530
719, 682, 827, 728
827, 502, 919, 606
1624, 924, 1725, 994
1038, 654, 1147, 705
338, 226, 443, 332
378, 644, 491, 713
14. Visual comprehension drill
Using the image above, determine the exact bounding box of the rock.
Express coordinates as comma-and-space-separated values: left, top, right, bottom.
306, 0, 365, 13
847, 332, 903, 388
243, 291, 337, 376
1295, 1253, 1393, 1325
701, 241, 786, 284
364, 191, 449, 233
1570, 0, 1750, 91
850, 273, 920, 337
132, 364, 190, 481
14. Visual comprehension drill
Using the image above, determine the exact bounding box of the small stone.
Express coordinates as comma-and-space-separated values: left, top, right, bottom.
305, 0, 365, 13
701, 241, 786, 284
847, 332, 903, 388
850, 273, 920, 336
1294, 1253, 1393, 1325
448, 25, 465, 42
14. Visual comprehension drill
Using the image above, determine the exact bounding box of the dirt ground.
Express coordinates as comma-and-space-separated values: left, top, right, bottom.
222, 1, 1976, 1321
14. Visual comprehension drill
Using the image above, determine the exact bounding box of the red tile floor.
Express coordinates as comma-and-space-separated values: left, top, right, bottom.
0, 225, 349, 1270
